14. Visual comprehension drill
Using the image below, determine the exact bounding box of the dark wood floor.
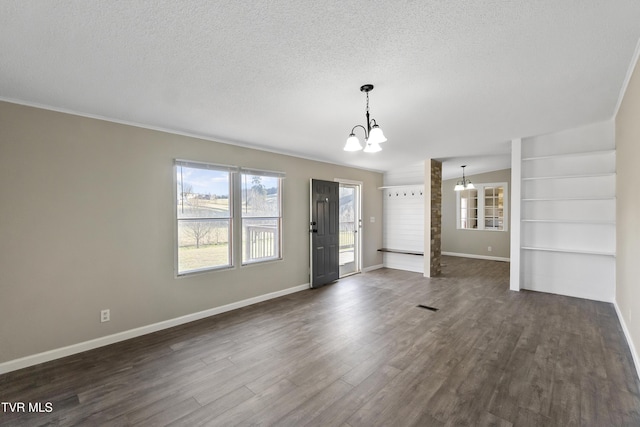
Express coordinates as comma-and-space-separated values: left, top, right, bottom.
2, 256, 640, 426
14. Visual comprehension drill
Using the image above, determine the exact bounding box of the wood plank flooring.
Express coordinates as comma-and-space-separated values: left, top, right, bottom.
2, 256, 639, 426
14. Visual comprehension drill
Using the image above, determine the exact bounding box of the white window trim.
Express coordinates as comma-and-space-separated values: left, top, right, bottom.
174, 160, 237, 277
175, 160, 286, 276
240, 167, 286, 178
456, 182, 509, 232
239, 172, 284, 266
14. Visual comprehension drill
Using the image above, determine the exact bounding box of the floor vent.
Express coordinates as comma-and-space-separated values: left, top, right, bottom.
417, 304, 439, 312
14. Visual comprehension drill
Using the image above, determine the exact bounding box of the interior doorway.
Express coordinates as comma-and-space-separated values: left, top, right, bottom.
338, 181, 362, 277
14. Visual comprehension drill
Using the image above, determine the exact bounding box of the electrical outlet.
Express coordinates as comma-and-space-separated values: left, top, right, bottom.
488, 246, 492, 252
101, 309, 110, 323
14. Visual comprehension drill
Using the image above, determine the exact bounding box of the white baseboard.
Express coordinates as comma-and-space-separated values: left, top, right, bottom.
363, 263, 384, 272
0, 283, 309, 375
613, 301, 640, 380
442, 252, 510, 262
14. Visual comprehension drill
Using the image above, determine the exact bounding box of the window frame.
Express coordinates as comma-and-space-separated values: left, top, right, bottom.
174, 160, 237, 276
239, 168, 284, 266
174, 161, 286, 277
456, 182, 508, 232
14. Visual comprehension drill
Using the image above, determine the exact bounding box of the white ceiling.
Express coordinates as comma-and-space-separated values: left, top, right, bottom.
2, 1, 639, 179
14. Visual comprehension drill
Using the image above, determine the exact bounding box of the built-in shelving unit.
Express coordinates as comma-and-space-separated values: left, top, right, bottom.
518, 121, 616, 302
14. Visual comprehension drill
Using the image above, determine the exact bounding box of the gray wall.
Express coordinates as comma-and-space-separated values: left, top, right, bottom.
0, 101, 383, 363
616, 54, 640, 373
442, 168, 511, 259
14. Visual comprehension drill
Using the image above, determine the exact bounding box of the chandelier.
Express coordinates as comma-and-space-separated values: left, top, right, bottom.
343, 84, 387, 153
454, 165, 475, 191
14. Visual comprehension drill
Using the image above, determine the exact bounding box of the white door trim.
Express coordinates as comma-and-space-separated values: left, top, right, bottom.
335, 178, 363, 276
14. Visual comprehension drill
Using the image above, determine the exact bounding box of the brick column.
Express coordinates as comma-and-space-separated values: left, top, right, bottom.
429, 159, 442, 276
424, 159, 442, 277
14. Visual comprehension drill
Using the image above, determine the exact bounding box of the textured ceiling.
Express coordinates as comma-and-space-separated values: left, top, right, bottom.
2, 1, 640, 179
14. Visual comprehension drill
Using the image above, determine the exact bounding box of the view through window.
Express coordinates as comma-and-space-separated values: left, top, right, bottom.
241, 173, 282, 264
175, 161, 285, 275
176, 162, 233, 274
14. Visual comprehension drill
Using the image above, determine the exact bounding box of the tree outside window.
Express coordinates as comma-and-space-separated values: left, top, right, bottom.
176, 162, 232, 274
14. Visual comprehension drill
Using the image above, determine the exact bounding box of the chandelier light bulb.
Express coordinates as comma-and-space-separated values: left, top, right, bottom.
368, 125, 387, 144
363, 140, 382, 153
344, 134, 363, 151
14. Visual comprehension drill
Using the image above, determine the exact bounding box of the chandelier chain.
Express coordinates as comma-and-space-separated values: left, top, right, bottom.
366, 92, 370, 115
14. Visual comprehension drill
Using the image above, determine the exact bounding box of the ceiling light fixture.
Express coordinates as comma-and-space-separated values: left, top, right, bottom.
344, 84, 387, 153
454, 165, 475, 191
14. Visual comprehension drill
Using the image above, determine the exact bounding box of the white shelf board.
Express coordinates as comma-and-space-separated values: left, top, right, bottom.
378, 184, 423, 190
521, 246, 616, 257
521, 219, 615, 224
522, 197, 616, 201
522, 173, 615, 181
522, 149, 616, 161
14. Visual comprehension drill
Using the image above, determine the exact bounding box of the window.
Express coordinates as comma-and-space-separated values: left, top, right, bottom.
459, 188, 478, 229
176, 161, 234, 274
175, 161, 285, 275
483, 186, 504, 230
457, 183, 508, 231
241, 170, 282, 264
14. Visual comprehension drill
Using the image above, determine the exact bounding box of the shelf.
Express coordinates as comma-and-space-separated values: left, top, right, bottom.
522, 197, 616, 201
522, 173, 615, 181
522, 149, 615, 161
378, 248, 424, 256
378, 184, 423, 190
522, 246, 615, 257
521, 219, 615, 224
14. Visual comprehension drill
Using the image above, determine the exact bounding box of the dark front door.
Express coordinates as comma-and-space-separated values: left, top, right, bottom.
310, 179, 339, 288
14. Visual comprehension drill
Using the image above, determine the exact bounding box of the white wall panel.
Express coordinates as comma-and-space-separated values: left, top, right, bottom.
382, 163, 425, 273
522, 150, 615, 176
522, 121, 615, 157
522, 250, 615, 302
383, 162, 424, 187
522, 174, 615, 199
382, 188, 424, 252
522, 222, 615, 254
522, 198, 615, 222
382, 252, 424, 273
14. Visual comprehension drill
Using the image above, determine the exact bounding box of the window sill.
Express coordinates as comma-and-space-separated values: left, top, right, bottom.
241, 257, 283, 268
176, 264, 235, 278
456, 228, 508, 232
